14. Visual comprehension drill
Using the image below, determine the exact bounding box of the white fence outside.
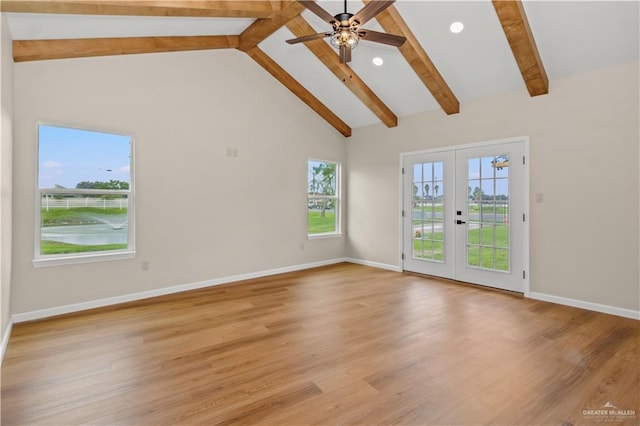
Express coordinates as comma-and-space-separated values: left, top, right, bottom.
41, 196, 129, 211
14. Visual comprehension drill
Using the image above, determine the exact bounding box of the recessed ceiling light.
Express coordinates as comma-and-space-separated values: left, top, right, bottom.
450, 21, 464, 34
372, 57, 384, 66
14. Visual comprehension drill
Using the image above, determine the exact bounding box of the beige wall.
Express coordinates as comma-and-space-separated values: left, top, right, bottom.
12, 49, 346, 314
7, 44, 639, 316
1, 14, 14, 340
347, 60, 640, 312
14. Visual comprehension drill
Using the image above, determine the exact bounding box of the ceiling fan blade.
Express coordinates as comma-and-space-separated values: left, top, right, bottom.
286, 32, 330, 44
351, 0, 395, 26
358, 29, 406, 47
339, 44, 352, 64
298, 1, 336, 25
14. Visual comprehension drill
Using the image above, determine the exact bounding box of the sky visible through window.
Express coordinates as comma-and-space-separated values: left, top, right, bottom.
38, 125, 131, 189
413, 156, 509, 199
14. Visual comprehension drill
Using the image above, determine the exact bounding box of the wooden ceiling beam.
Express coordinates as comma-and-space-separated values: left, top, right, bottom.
492, 0, 548, 96
246, 47, 351, 137
237, 1, 353, 136
236, 0, 305, 52
13, 35, 239, 62
286, 15, 398, 128
364, 1, 459, 115
0, 1, 282, 18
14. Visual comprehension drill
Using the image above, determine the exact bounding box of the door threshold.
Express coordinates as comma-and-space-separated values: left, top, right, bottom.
402, 270, 524, 298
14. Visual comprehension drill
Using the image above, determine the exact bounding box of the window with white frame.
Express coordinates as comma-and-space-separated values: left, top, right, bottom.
307, 159, 340, 236
35, 124, 134, 266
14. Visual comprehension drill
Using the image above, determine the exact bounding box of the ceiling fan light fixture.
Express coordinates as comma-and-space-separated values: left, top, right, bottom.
286, 0, 404, 64
450, 21, 464, 34
330, 28, 359, 49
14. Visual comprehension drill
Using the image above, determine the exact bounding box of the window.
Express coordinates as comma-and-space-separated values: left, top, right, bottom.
35, 124, 134, 266
307, 159, 340, 237
412, 161, 445, 262
466, 154, 510, 271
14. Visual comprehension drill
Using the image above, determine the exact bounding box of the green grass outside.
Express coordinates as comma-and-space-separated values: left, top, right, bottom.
414, 205, 445, 213
41, 240, 127, 255
412, 224, 509, 270
42, 207, 127, 226
414, 238, 445, 261
467, 224, 509, 247
308, 210, 336, 234
467, 224, 509, 270
414, 205, 508, 214
41, 207, 128, 255
468, 205, 508, 214
467, 246, 509, 271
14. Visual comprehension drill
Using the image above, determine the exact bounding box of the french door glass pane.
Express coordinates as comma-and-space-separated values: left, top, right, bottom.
467, 154, 510, 272
412, 161, 444, 262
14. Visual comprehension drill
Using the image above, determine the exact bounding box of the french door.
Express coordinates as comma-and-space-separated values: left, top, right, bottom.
402, 140, 527, 293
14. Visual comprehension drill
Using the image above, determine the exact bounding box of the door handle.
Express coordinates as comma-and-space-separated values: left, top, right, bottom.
456, 219, 466, 225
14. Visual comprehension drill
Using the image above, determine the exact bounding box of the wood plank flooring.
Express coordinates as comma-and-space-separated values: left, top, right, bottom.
2, 263, 638, 425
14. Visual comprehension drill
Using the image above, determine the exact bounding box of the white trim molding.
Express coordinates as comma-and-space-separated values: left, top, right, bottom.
12, 258, 348, 323
345, 258, 402, 272
529, 292, 640, 320
1, 318, 13, 364
8, 259, 637, 328
399, 136, 530, 295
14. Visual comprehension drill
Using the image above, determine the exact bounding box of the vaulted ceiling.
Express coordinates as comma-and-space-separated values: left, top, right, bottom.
2, 1, 639, 137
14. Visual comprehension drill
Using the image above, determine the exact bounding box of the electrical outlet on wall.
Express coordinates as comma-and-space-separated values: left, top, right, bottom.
141, 261, 150, 271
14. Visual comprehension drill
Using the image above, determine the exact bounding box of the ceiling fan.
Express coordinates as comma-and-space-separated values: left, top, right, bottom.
286, 0, 406, 64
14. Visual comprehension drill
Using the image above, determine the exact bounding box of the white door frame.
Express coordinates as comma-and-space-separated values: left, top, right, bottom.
399, 136, 530, 296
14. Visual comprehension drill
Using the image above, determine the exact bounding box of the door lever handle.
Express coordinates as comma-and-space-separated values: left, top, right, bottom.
456, 220, 466, 225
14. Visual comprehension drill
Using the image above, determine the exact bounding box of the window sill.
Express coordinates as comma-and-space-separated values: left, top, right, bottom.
33, 250, 136, 268
308, 233, 343, 240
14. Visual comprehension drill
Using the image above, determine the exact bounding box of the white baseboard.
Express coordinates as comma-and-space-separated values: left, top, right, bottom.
12, 258, 348, 323
528, 292, 640, 320
345, 257, 402, 272
14, 258, 635, 325
1, 318, 13, 364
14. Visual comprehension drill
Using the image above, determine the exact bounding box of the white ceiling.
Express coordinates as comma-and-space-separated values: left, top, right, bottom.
5, 1, 640, 129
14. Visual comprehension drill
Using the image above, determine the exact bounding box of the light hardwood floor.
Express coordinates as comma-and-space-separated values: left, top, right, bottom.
2, 263, 638, 425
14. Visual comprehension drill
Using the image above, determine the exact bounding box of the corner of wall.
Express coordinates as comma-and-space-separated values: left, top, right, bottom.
0, 12, 15, 352
1, 315, 12, 364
